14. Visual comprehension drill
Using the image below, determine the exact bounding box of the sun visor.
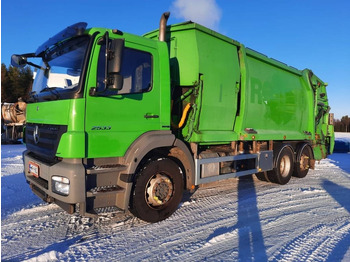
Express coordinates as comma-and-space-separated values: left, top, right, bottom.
35, 22, 87, 56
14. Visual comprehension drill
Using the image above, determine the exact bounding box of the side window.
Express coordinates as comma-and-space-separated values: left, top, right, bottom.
97, 44, 152, 94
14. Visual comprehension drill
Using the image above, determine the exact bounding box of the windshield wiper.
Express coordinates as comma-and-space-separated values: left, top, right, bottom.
40, 86, 57, 92
40, 87, 61, 100
27, 91, 38, 103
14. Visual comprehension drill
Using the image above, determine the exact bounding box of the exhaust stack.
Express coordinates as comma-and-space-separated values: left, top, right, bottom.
159, 12, 170, 42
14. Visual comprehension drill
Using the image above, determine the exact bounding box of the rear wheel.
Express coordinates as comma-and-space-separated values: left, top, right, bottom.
267, 145, 294, 185
255, 172, 269, 182
293, 144, 313, 178
130, 158, 184, 223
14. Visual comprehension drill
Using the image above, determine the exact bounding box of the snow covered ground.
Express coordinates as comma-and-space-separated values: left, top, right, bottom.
1, 133, 350, 261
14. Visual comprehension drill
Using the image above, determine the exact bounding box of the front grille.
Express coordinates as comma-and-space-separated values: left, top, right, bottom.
26, 123, 67, 160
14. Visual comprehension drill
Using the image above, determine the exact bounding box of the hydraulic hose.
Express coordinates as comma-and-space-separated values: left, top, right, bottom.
172, 103, 192, 129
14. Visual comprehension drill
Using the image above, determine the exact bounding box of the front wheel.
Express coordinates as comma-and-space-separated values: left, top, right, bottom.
130, 158, 184, 223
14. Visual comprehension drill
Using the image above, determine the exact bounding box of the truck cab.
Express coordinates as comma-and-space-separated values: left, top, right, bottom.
15, 22, 185, 222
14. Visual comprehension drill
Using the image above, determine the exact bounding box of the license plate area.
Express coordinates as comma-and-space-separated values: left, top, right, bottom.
29, 161, 40, 178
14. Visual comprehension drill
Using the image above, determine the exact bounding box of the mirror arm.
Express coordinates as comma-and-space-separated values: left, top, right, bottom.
103, 32, 110, 92
89, 87, 97, 96
89, 87, 117, 97
11, 53, 45, 70
26, 61, 43, 70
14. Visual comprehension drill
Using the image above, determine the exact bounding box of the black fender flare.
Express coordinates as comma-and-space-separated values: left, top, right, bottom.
123, 131, 176, 175
123, 131, 195, 190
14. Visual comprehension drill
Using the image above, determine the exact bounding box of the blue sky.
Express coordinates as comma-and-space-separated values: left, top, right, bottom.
2, 0, 349, 119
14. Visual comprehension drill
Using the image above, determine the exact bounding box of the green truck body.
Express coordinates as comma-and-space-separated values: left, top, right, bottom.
12, 13, 334, 222
146, 23, 332, 150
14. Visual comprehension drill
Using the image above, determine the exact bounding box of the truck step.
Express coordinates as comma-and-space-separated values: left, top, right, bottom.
86, 164, 127, 175
86, 186, 125, 198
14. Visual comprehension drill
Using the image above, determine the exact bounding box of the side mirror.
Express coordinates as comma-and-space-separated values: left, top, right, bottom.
108, 39, 124, 74
90, 36, 125, 96
107, 39, 124, 91
11, 55, 27, 68
107, 73, 124, 91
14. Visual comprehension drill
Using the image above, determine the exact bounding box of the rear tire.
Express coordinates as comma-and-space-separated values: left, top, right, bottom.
130, 158, 184, 223
293, 144, 313, 178
267, 145, 294, 185
255, 172, 269, 182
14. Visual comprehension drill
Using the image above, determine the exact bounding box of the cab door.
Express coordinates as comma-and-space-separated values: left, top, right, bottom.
85, 35, 161, 158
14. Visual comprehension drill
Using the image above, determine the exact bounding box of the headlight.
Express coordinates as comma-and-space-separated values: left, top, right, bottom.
52, 176, 70, 196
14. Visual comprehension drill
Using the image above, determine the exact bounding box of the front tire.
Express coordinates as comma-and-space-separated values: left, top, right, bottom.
130, 158, 184, 223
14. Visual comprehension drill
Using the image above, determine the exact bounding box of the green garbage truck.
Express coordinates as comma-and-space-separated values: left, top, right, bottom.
12, 12, 334, 222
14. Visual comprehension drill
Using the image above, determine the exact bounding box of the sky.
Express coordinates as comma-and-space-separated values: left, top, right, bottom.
1, 0, 349, 119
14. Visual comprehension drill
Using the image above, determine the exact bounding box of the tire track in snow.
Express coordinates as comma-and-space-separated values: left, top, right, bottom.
1, 206, 73, 260
51, 186, 241, 261
271, 218, 350, 262
2, 156, 350, 261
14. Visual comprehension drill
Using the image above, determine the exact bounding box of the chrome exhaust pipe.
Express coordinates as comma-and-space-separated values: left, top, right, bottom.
159, 12, 170, 42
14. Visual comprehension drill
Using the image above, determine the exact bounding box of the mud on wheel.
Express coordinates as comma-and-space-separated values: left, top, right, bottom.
293, 143, 313, 178
130, 158, 184, 223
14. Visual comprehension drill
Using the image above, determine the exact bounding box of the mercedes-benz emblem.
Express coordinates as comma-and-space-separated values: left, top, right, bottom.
33, 125, 40, 144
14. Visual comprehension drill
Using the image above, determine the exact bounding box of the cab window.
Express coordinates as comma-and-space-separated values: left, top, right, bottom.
97, 44, 152, 94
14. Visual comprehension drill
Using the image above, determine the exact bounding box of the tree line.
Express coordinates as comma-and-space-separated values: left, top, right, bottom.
1, 63, 33, 102
1, 63, 349, 132
334, 116, 350, 132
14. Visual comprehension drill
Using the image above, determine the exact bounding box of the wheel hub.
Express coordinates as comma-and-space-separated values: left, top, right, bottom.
300, 155, 310, 171
146, 174, 174, 207
280, 155, 291, 177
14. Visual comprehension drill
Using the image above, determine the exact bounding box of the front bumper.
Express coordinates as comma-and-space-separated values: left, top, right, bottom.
23, 150, 133, 215
23, 150, 86, 207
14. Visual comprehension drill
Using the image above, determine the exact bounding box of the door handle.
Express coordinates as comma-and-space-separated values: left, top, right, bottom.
144, 113, 159, 119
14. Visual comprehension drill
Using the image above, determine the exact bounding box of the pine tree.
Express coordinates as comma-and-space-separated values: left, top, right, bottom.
1, 63, 33, 102
341, 115, 350, 133
1, 63, 10, 101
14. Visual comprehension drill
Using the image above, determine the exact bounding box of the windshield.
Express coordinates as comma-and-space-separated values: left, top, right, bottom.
32, 36, 89, 95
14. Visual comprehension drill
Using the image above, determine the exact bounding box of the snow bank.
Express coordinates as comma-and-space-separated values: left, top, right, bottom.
1, 144, 25, 177
334, 132, 350, 153
1, 144, 43, 218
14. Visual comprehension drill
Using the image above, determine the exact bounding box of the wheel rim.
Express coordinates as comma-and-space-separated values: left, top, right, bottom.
146, 173, 174, 207
300, 154, 310, 171
299, 147, 311, 171
280, 155, 291, 177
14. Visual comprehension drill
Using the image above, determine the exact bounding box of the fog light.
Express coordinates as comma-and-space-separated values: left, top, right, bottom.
52, 176, 70, 196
